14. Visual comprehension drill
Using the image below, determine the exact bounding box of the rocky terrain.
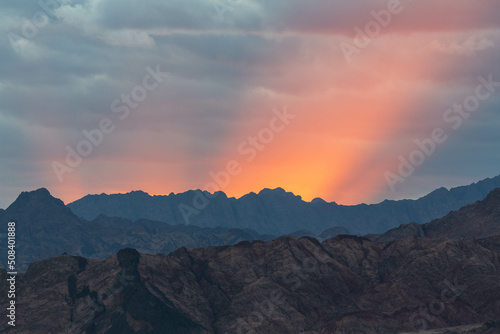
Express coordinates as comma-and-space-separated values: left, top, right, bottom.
66, 175, 500, 235
1, 234, 500, 333
0, 189, 274, 271
369, 188, 500, 243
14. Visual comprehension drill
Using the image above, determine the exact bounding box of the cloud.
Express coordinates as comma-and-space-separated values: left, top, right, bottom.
0, 0, 499, 208
431, 32, 495, 56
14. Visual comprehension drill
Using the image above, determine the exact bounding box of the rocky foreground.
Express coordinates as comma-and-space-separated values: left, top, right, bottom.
1, 234, 500, 333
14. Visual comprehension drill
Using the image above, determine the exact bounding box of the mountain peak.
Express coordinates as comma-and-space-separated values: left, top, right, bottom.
426, 186, 449, 197
128, 190, 149, 195
7, 188, 66, 212
258, 187, 286, 194
258, 187, 301, 200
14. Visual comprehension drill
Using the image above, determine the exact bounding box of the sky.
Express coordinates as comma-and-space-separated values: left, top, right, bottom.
1, 0, 500, 209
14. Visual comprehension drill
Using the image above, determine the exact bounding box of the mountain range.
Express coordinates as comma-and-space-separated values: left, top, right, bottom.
0, 188, 274, 271
2, 175, 500, 271
0, 181, 500, 332
369, 187, 500, 243
67, 175, 500, 235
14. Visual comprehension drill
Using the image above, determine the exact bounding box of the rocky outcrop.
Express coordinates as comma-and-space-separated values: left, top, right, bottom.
1, 235, 499, 333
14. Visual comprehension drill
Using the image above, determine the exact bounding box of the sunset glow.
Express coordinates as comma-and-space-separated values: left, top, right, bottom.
1, 0, 500, 207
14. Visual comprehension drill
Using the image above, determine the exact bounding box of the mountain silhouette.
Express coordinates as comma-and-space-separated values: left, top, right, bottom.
0, 189, 274, 270
67, 175, 500, 235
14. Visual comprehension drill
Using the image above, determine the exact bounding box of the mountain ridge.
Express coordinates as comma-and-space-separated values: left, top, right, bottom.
3, 178, 500, 270
368, 187, 500, 243
0, 189, 275, 271
67, 174, 500, 235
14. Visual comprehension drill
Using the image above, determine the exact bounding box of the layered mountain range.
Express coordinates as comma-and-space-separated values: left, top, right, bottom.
1, 176, 500, 271
0, 188, 274, 271
369, 188, 500, 243
67, 175, 500, 235
1, 184, 500, 333
0, 175, 499, 333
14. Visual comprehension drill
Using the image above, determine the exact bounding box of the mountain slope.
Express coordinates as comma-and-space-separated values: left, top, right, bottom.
67, 175, 500, 235
0, 189, 274, 270
0, 188, 101, 269
370, 188, 500, 243
2, 235, 499, 333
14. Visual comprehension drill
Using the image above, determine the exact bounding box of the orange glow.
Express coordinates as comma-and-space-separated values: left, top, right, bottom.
40, 9, 491, 206
198, 41, 440, 205
46, 38, 449, 205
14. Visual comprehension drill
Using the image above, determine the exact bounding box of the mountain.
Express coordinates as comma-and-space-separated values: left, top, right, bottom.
0, 188, 99, 270
0, 189, 274, 270
2, 235, 499, 333
67, 175, 500, 235
369, 188, 500, 243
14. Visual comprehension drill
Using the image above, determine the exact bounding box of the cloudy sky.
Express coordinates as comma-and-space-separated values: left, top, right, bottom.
1, 0, 500, 208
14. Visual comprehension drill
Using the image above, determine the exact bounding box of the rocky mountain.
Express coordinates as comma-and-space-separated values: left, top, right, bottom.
67, 175, 500, 235
0, 189, 274, 271
1, 235, 499, 333
369, 188, 500, 243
